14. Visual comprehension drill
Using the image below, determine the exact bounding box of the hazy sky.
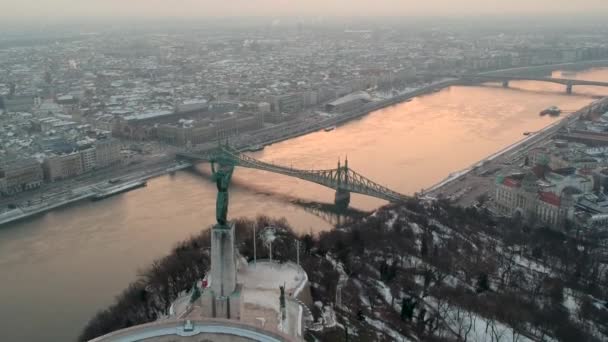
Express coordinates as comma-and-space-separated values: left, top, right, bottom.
1, 0, 607, 20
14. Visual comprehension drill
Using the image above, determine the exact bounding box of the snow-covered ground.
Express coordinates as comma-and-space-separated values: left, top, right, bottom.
239, 261, 305, 293
239, 261, 308, 337
443, 308, 535, 342
366, 317, 413, 342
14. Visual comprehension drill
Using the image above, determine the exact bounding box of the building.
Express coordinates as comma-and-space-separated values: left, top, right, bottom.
595, 168, 608, 192
113, 110, 175, 140
302, 91, 318, 107
43, 152, 84, 182
55, 94, 78, 105
157, 113, 263, 146
95, 139, 122, 168
544, 168, 594, 194
536, 191, 566, 227
90, 114, 116, 132
80, 147, 97, 172
572, 192, 608, 228
325, 91, 372, 113
0, 158, 44, 196
257, 102, 271, 114
495, 160, 598, 229
495, 173, 539, 218
272, 94, 303, 114
317, 87, 337, 103
575, 193, 608, 215
2, 95, 36, 113
157, 121, 215, 146
176, 101, 208, 114
587, 214, 608, 228
526, 147, 550, 166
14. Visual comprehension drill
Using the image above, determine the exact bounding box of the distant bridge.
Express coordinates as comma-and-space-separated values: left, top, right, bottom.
177, 145, 410, 207
456, 74, 608, 94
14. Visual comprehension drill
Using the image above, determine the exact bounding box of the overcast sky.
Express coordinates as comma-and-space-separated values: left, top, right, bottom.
1, 0, 607, 20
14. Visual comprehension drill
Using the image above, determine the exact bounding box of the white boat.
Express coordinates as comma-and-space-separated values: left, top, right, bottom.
324, 126, 336, 132
92, 180, 147, 201
248, 144, 264, 152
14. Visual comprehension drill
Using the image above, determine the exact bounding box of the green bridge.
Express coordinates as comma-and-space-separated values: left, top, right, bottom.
177, 145, 410, 208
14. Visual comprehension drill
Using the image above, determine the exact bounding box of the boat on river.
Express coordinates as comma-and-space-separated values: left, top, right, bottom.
324, 125, 336, 132
247, 144, 265, 152
540, 106, 561, 116
92, 180, 147, 201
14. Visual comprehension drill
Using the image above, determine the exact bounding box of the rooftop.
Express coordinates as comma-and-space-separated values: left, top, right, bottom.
124, 110, 174, 121
89, 318, 295, 342
539, 191, 561, 206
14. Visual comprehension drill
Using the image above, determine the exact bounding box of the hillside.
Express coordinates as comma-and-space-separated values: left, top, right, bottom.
80, 200, 608, 341
302, 199, 608, 341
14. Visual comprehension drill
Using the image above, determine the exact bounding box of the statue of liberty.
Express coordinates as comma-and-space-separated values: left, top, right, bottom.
211, 161, 234, 227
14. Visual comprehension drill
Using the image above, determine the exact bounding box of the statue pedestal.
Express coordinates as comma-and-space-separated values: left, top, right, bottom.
198, 284, 242, 320
195, 222, 241, 320
210, 223, 237, 297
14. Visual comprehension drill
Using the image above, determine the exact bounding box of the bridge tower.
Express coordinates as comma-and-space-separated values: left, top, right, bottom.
566, 81, 573, 94
335, 158, 351, 209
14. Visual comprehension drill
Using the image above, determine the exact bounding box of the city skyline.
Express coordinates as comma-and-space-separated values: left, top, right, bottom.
1, 0, 608, 22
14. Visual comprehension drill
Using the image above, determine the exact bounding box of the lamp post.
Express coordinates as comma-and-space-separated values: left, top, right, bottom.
294, 239, 300, 266
261, 226, 277, 264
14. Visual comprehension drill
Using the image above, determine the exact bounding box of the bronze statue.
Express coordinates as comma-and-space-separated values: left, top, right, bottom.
211, 161, 234, 226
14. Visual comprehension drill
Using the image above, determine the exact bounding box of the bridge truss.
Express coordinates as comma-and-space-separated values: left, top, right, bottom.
177, 145, 409, 205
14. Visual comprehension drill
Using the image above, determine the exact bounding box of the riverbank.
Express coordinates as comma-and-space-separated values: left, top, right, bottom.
0, 77, 459, 227
237, 60, 608, 152
425, 97, 608, 205
246, 79, 460, 149
3, 61, 608, 226
0, 161, 191, 227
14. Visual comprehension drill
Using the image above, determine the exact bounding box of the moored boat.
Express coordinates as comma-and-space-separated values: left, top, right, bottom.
540, 106, 561, 116
92, 180, 147, 201
247, 144, 264, 152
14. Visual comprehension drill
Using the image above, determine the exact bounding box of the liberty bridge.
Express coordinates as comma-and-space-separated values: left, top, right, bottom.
177, 144, 410, 208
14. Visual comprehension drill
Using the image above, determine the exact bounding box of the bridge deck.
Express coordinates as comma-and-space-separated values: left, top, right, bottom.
177, 147, 410, 203
461, 74, 608, 87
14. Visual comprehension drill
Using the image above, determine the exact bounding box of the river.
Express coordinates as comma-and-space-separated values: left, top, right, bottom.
1, 68, 607, 342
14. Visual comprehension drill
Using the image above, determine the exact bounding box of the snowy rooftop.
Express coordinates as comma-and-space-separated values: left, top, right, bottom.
327, 90, 372, 107
123, 110, 173, 121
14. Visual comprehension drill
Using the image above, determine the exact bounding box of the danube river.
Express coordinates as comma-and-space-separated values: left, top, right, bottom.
1, 69, 607, 341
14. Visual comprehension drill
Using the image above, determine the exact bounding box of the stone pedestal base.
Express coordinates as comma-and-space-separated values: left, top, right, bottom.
198, 285, 242, 320
335, 189, 351, 209
210, 223, 237, 297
